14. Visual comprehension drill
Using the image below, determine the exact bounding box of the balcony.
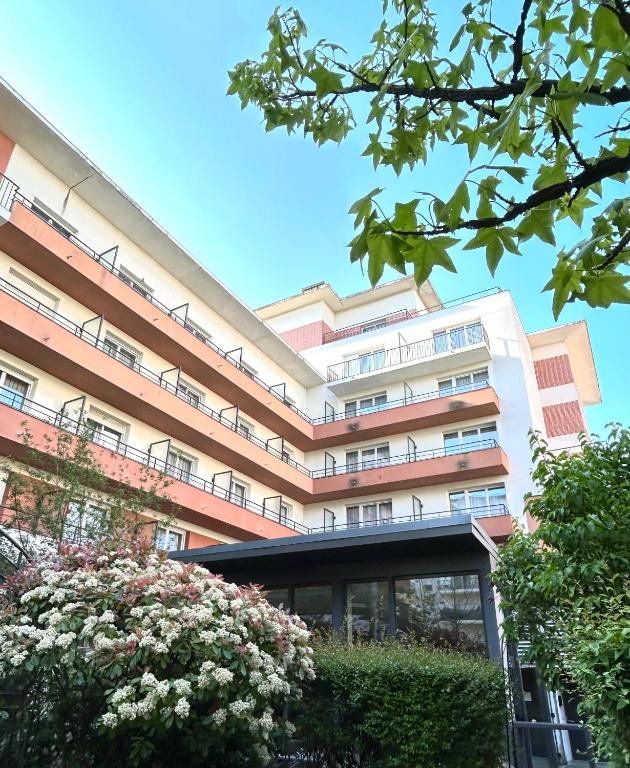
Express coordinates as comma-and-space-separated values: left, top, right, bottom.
0, 390, 307, 540
326, 323, 491, 395
308, 503, 515, 543
310, 439, 509, 502
0, 277, 314, 501
0, 175, 317, 448
322, 288, 503, 344
311, 380, 500, 448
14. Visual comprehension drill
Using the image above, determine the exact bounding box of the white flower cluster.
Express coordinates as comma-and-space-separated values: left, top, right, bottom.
0, 544, 314, 762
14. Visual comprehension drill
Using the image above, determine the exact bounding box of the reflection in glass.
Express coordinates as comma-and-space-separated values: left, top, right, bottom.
346, 580, 390, 640
294, 585, 333, 633
395, 574, 486, 650
265, 587, 290, 610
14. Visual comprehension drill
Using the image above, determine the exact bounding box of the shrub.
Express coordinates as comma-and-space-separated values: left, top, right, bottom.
292, 640, 506, 768
0, 543, 314, 767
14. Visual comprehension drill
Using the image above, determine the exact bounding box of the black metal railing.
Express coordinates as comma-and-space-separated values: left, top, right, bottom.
1, 172, 313, 422
0, 276, 312, 476
322, 288, 503, 344
0, 387, 310, 534
308, 503, 510, 533
326, 323, 490, 382
310, 379, 491, 424
311, 438, 500, 478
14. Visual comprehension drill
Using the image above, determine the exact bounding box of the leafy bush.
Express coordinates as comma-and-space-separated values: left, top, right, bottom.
292, 641, 506, 768
0, 543, 314, 767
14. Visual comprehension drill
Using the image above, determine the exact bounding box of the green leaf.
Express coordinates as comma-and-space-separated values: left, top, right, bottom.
591, 5, 627, 51
348, 188, 382, 228
392, 200, 419, 231
518, 205, 557, 245
582, 273, 630, 308
307, 64, 344, 99
405, 236, 458, 285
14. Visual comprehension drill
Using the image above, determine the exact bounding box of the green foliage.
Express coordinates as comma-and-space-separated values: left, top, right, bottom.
229, 1, 630, 317
1, 421, 173, 555
493, 425, 630, 765
292, 640, 506, 768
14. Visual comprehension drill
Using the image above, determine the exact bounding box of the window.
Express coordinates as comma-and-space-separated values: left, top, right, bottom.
344, 392, 387, 417
346, 580, 391, 640
231, 479, 248, 507
265, 587, 289, 609
241, 362, 257, 380
281, 447, 293, 463
64, 502, 107, 545
346, 500, 392, 528
156, 525, 185, 551
294, 585, 333, 633
279, 502, 291, 523
433, 322, 483, 354
103, 335, 139, 370
443, 423, 498, 454
0, 367, 32, 409
438, 368, 488, 396
358, 348, 385, 374
237, 419, 254, 439
86, 418, 123, 451
449, 484, 507, 516
30, 200, 76, 239
119, 266, 153, 299
395, 574, 485, 649
184, 319, 211, 345
345, 444, 390, 471
177, 380, 202, 408
9, 268, 59, 311
166, 451, 194, 483
361, 320, 386, 333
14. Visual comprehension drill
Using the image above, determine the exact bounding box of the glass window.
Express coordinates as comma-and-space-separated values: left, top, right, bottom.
279, 503, 290, 523
345, 401, 357, 417
103, 336, 138, 369
346, 580, 391, 640
443, 423, 497, 453
433, 330, 449, 354
64, 502, 106, 545
119, 267, 153, 298
156, 526, 185, 551
448, 491, 467, 513
0, 371, 30, 409
395, 574, 485, 649
379, 501, 393, 523
86, 418, 123, 451
363, 503, 378, 525
449, 326, 466, 349
438, 368, 488, 396
347, 505, 360, 528
294, 585, 333, 633
448, 485, 507, 516
237, 420, 252, 438
231, 481, 247, 506
466, 323, 484, 344
264, 587, 289, 609
177, 381, 201, 408
167, 452, 193, 483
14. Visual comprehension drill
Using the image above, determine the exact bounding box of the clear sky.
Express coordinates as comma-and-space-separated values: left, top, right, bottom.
0, 1, 627, 433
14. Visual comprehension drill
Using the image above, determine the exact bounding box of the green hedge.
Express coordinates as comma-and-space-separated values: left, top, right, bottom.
292, 642, 506, 768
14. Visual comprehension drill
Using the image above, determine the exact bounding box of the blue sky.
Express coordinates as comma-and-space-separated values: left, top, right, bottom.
0, 1, 627, 432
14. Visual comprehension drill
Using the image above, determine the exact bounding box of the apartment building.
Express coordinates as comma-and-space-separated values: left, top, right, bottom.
0, 78, 600, 566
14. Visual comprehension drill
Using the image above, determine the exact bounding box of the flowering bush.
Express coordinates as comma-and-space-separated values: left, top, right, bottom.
0, 543, 314, 767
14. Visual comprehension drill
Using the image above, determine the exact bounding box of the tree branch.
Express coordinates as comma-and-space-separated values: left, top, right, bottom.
512, 0, 534, 82
389, 150, 630, 236
280, 78, 630, 106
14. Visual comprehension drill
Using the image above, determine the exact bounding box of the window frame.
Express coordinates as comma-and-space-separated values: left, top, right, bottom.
118, 266, 153, 299
102, 333, 141, 370
166, 449, 196, 483
156, 524, 187, 552
0, 364, 35, 409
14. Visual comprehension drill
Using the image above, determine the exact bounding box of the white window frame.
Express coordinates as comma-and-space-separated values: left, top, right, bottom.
279, 501, 292, 523
230, 478, 249, 507
0, 364, 35, 409
448, 484, 507, 515
64, 501, 108, 544
345, 443, 390, 471
240, 361, 258, 380
118, 266, 153, 298
344, 391, 387, 417
8, 268, 60, 311
166, 449, 196, 483
184, 318, 212, 345
31, 198, 78, 237
237, 418, 255, 438
438, 368, 489, 395
85, 415, 125, 451
443, 422, 498, 453
103, 333, 141, 369
346, 499, 393, 528
156, 524, 186, 551
432, 321, 483, 354
177, 379, 203, 408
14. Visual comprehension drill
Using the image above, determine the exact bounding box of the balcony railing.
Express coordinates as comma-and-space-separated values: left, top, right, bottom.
0, 277, 311, 476
308, 503, 510, 533
322, 288, 503, 344
0, 387, 310, 534
311, 378, 491, 425
327, 323, 490, 383
311, 438, 500, 479
0, 172, 312, 423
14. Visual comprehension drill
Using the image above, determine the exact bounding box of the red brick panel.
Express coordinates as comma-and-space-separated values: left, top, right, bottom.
0, 131, 15, 174
280, 320, 332, 351
534, 354, 574, 389
543, 401, 586, 437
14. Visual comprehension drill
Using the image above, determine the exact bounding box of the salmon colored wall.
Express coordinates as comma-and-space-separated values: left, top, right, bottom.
187, 531, 220, 549
0, 131, 15, 175
280, 320, 332, 352
542, 401, 585, 437
534, 354, 574, 389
